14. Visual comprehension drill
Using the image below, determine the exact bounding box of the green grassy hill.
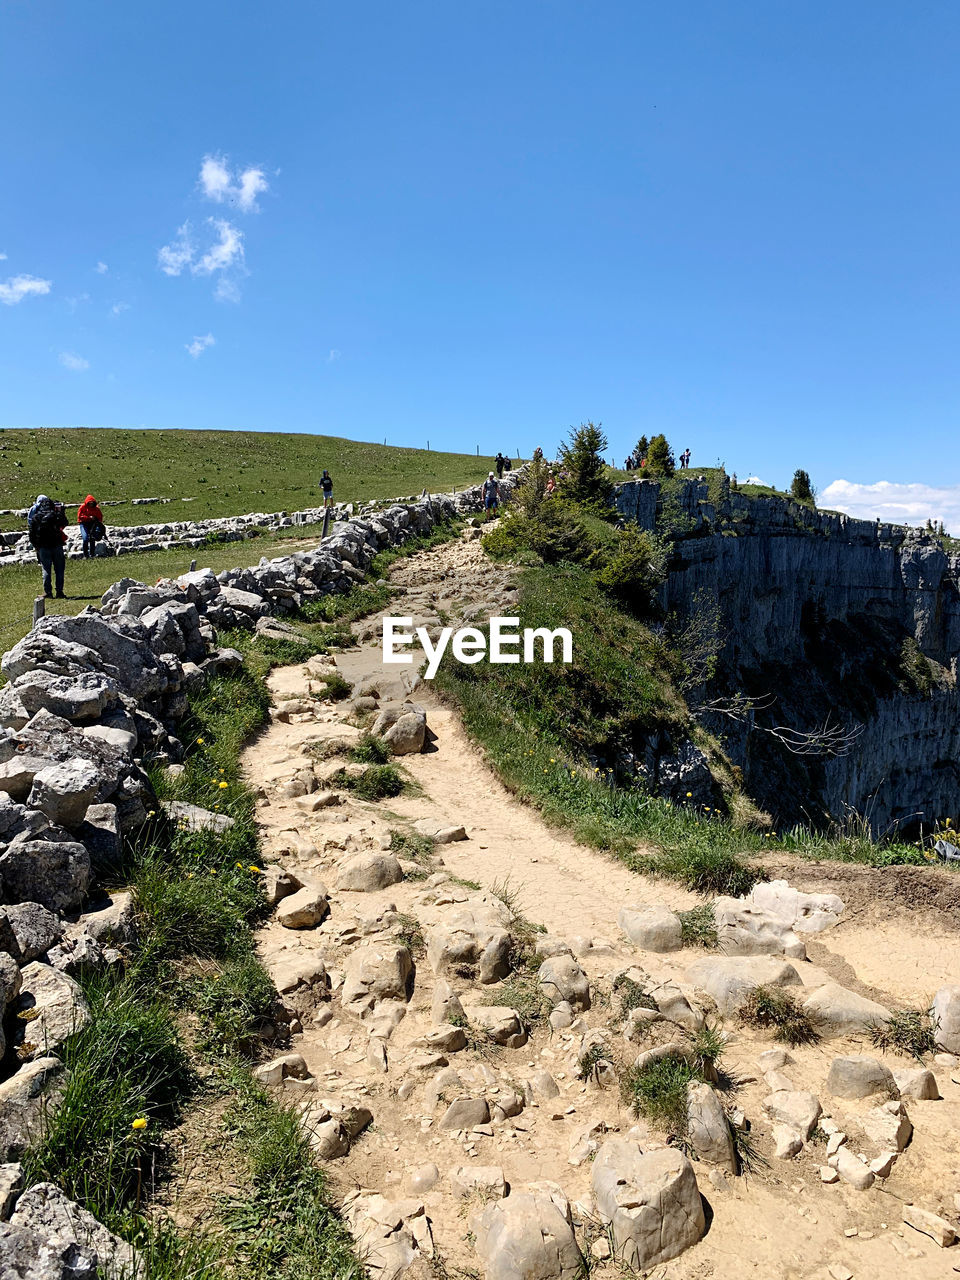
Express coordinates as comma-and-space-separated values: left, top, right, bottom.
0, 428, 498, 531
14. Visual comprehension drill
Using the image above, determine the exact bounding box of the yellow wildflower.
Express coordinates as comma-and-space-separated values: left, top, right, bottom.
218, 781, 228, 789
132, 1117, 147, 1131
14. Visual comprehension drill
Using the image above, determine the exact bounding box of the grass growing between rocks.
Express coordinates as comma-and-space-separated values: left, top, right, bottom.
868, 1008, 938, 1061
23, 634, 361, 1278
739, 986, 819, 1047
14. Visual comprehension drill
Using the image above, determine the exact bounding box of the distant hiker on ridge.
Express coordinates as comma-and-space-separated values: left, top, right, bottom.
77, 493, 106, 559
495, 452, 505, 479
482, 471, 501, 518
320, 470, 334, 508
27, 494, 68, 599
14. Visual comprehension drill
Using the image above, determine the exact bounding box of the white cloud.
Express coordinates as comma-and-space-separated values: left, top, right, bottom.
0, 274, 52, 305
199, 154, 268, 212
185, 333, 215, 359
214, 277, 241, 303
95, 261, 108, 274
110, 301, 130, 316
59, 351, 90, 371
327, 348, 341, 362
158, 223, 194, 276
0, 252, 7, 261
65, 292, 90, 312
821, 478, 960, 532
194, 219, 244, 275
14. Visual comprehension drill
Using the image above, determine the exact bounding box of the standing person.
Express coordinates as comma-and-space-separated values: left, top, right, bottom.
77, 494, 105, 559
320, 469, 334, 508
495, 452, 505, 479
482, 471, 501, 517
27, 494, 68, 598
503, 454, 512, 472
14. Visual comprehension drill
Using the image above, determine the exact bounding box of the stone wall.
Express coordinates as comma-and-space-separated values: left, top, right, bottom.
0, 472, 522, 1218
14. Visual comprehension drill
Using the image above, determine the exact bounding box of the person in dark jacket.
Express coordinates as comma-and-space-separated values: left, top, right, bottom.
77, 494, 105, 559
27, 494, 68, 598
320, 470, 334, 507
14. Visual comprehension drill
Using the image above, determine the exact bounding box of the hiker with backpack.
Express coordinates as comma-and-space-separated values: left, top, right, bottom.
495, 452, 505, 479
482, 471, 501, 517
77, 494, 106, 559
27, 494, 68, 598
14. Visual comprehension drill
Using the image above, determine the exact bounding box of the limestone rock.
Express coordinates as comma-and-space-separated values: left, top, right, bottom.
685, 955, 802, 1015
0, 1057, 66, 1161
537, 955, 591, 1012
450, 1165, 506, 1198
0, 840, 91, 914
341, 945, 413, 1013
860, 1100, 912, 1152
336, 852, 403, 892
474, 1190, 584, 1280
591, 1139, 705, 1270
12, 964, 91, 1060
10, 1181, 136, 1279
831, 1146, 875, 1191
161, 799, 235, 834
470, 1006, 527, 1048
892, 1068, 939, 1100
26, 761, 100, 829
0, 903, 63, 964
617, 904, 682, 952
276, 882, 329, 929
801, 983, 891, 1037
439, 1097, 490, 1130
0, 1220, 99, 1278
931, 985, 960, 1053
261, 867, 300, 906
0, 1162, 22, 1220
430, 980, 465, 1025
772, 1125, 804, 1159
826, 1056, 898, 1100
762, 1090, 821, 1140
686, 1082, 736, 1171
903, 1204, 957, 1247
343, 1192, 433, 1280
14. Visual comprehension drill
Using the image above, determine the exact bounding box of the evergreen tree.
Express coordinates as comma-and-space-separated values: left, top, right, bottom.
790, 469, 815, 503
645, 434, 675, 477
633, 435, 649, 461
558, 421, 614, 511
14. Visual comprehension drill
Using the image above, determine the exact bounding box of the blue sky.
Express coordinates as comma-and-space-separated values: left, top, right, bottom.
2, 2, 959, 524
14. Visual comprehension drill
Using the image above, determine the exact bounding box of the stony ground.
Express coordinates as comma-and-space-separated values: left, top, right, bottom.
243, 529, 960, 1280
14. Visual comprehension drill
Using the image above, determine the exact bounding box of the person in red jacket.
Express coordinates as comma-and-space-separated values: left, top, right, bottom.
77, 494, 105, 559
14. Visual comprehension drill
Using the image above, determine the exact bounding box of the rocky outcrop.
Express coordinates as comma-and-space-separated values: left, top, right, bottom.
616, 475, 960, 831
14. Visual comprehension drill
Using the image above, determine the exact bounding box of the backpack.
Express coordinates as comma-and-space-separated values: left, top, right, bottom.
31, 501, 65, 547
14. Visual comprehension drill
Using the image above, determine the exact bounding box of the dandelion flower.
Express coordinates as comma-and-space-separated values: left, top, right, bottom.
249, 865, 262, 873
218, 781, 228, 789
686, 791, 692, 798
132, 1117, 147, 1131
196, 737, 205, 744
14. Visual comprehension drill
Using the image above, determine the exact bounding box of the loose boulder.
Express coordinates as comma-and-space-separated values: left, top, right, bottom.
473, 1190, 584, 1280
591, 1139, 705, 1270
617, 905, 682, 952
931, 985, 960, 1053
826, 1056, 898, 1101
685, 955, 802, 1015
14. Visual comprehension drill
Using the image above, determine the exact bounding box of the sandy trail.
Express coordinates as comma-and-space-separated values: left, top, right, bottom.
244, 530, 960, 1280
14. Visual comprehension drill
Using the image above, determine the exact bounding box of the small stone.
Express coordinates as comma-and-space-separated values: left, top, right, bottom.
820, 1166, 839, 1183
590, 1238, 611, 1260
772, 1125, 803, 1160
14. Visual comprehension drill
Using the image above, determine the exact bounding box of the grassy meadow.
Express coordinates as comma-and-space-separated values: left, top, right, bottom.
0, 427, 498, 531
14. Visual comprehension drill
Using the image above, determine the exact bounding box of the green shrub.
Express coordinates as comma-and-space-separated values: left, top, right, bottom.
595, 525, 666, 608
313, 672, 352, 702
677, 903, 719, 949
621, 1051, 696, 1137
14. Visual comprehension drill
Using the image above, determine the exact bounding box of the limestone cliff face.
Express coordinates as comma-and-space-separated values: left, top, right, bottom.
615, 476, 960, 831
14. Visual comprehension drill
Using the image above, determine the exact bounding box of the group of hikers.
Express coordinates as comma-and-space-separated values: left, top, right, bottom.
624, 445, 692, 471
26, 493, 106, 598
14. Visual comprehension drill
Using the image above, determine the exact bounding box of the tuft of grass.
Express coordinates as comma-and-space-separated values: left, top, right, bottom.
677, 903, 719, 949
347, 733, 391, 765
868, 1008, 938, 1061
621, 1051, 698, 1138
612, 973, 658, 1018
388, 828, 435, 861
187, 953, 278, 1059
311, 671, 352, 702
739, 986, 819, 1047
577, 1042, 611, 1081
393, 913, 426, 958
328, 763, 405, 801
487, 973, 552, 1029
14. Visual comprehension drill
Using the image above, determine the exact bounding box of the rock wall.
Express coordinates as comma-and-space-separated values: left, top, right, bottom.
0, 472, 522, 1219
615, 476, 960, 831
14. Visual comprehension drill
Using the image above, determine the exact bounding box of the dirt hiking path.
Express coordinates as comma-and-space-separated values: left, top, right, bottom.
244, 529, 960, 1280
